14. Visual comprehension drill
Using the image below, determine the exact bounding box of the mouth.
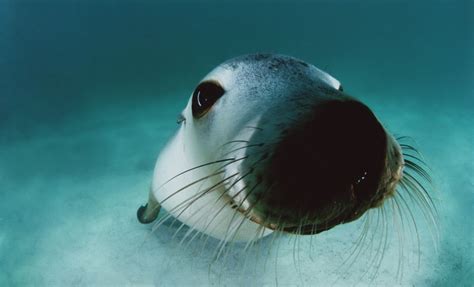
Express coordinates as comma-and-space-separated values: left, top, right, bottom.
221, 130, 436, 238
224, 141, 413, 235
225, 195, 360, 234
225, 197, 280, 231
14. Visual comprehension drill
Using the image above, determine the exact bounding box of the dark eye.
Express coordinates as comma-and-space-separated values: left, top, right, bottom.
192, 81, 225, 118
338, 85, 344, 92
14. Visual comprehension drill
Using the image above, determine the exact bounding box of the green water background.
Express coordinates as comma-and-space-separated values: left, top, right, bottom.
0, 0, 472, 286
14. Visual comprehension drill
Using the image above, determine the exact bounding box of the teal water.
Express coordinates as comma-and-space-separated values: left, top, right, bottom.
1, 0, 472, 286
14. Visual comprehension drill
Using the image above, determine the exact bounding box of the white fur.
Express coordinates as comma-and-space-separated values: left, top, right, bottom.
151, 54, 341, 241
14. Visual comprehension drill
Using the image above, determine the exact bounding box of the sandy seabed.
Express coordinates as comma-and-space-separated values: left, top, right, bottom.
0, 1, 472, 286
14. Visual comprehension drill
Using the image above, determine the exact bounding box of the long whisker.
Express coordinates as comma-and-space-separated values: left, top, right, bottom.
399, 178, 439, 251
263, 215, 282, 273
363, 208, 382, 281
149, 159, 246, 235
397, 190, 421, 269
142, 158, 244, 226
401, 175, 438, 234
156, 156, 248, 205
167, 172, 241, 234
243, 125, 263, 131
180, 170, 254, 249
154, 158, 237, 192
390, 196, 404, 281
238, 221, 265, 276
388, 208, 400, 282
169, 172, 241, 240
199, 154, 269, 253
149, 171, 227, 233
227, 181, 274, 245
374, 203, 389, 282
398, 138, 439, 247
403, 170, 437, 216
213, 181, 262, 261
274, 224, 284, 286
221, 140, 250, 146
211, 181, 270, 271
190, 172, 256, 252
221, 143, 265, 157
335, 211, 370, 284
404, 159, 433, 184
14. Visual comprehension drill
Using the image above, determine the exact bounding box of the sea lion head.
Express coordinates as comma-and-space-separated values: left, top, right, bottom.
177, 53, 418, 235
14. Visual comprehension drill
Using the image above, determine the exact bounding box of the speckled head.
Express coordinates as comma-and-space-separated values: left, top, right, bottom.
178, 53, 406, 234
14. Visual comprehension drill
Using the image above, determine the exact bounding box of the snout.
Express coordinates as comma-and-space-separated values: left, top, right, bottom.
248, 98, 389, 234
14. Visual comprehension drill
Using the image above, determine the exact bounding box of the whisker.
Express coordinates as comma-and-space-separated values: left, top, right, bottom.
291, 232, 298, 278
241, 223, 265, 275
150, 172, 226, 233
366, 205, 387, 282
192, 172, 256, 251
213, 151, 274, 244
221, 143, 265, 157
156, 156, 249, 205
404, 159, 433, 184
400, 143, 421, 155
221, 140, 250, 146
397, 190, 421, 269
390, 196, 404, 281
198, 153, 270, 254
243, 125, 263, 131
182, 170, 254, 248
376, 203, 390, 281
263, 215, 282, 273
167, 172, 241, 235
395, 135, 414, 142
213, 181, 262, 261
398, 140, 439, 247
212, 182, 271, 272
399, 178, 439, 251
176, 189, 236, 246
401, 174, 438, 228
334, 211, 371, 285
364, 208, 382, 281
158, 171, 225, 207
308, 223, 316, 262
295, 218, 304, 285
144, 161, 240, 222
255, 224, 268, 265
154, 158, 237, 192
274, 225, 284, 286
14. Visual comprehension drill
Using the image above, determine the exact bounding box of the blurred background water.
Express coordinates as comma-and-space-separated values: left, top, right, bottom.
0, 0, 472, 286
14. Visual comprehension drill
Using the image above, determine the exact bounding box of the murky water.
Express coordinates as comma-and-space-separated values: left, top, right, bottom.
1, 1, 472, 286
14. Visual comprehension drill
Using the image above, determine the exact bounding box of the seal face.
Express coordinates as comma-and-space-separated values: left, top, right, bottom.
138, 53, 434, 242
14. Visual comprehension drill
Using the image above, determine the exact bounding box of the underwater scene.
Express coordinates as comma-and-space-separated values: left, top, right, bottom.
0, 0, 472, 286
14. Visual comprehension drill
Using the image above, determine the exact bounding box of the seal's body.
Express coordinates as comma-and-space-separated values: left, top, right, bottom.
138, 54, 431, 243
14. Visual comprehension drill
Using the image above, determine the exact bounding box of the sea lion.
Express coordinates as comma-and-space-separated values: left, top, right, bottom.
137, 54, 434, 243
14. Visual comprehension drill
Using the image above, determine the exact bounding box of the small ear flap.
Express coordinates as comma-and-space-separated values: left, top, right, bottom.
137, 187, 161, 224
